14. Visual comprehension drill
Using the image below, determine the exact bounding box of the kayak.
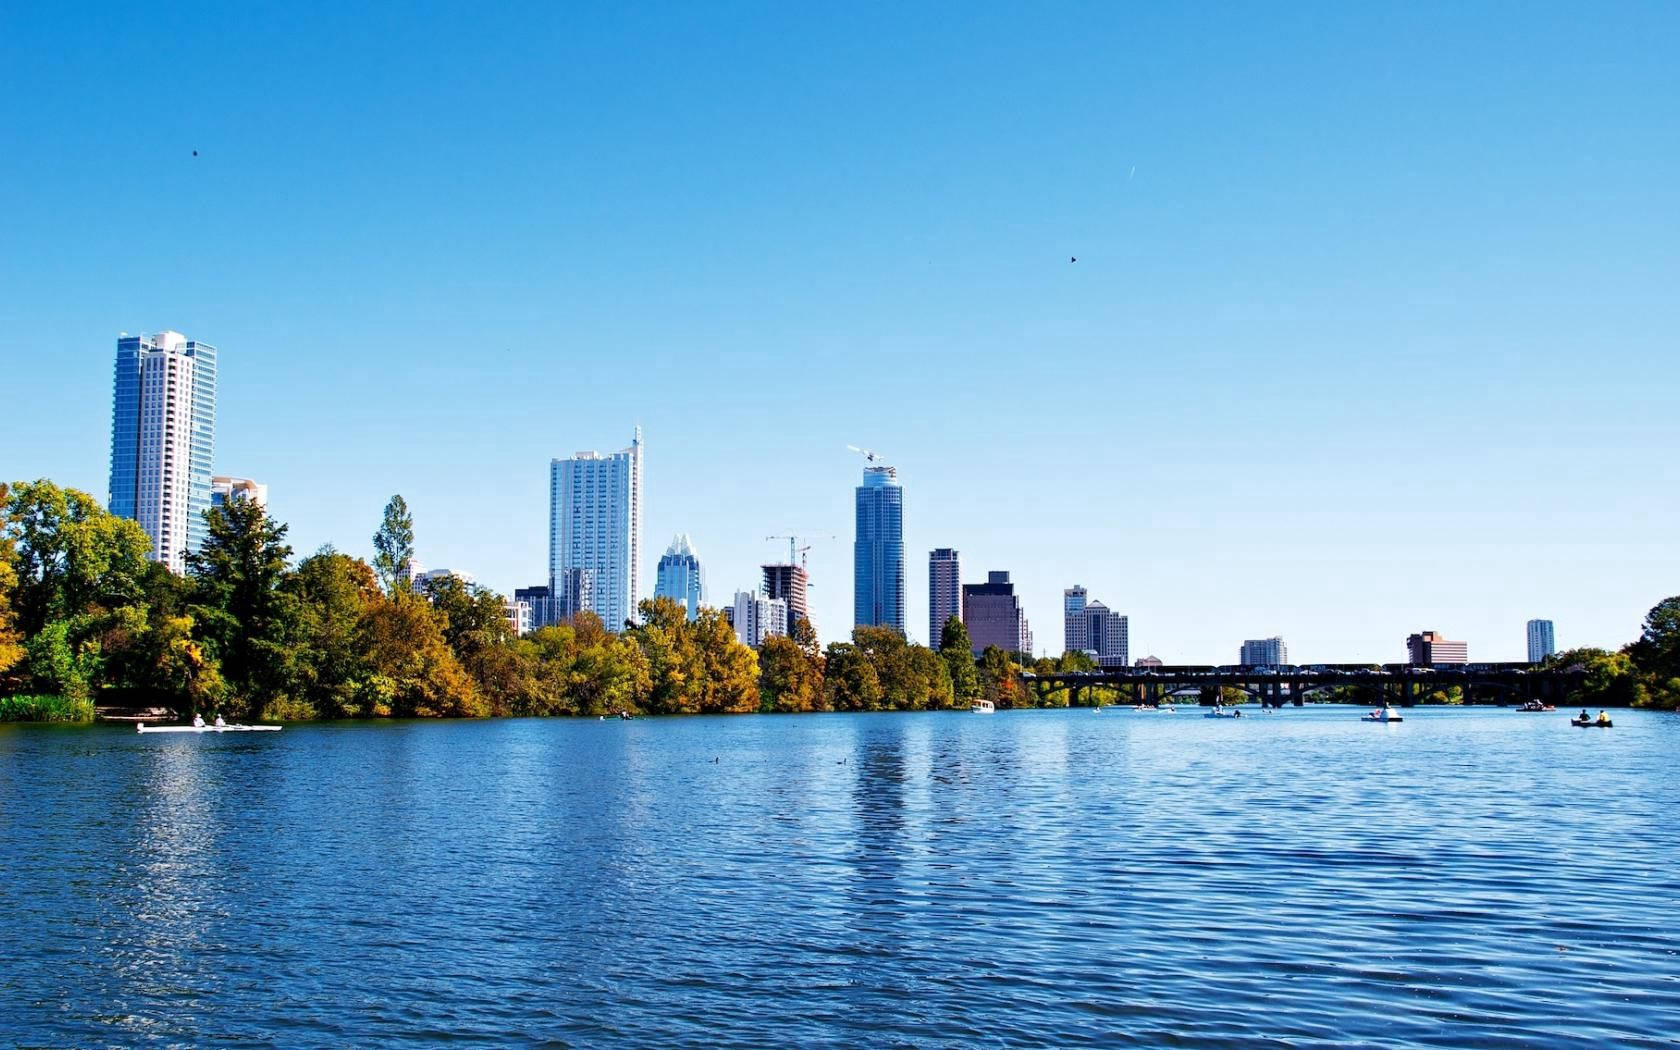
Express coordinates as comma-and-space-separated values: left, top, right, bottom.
136, 723, 282, 734
1570, 719, 1613, 728
1362, 713, 1404, 723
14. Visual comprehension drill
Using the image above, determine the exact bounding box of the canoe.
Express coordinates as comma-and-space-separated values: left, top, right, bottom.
136, 723, 282, 734
1570, 719, 1612, 728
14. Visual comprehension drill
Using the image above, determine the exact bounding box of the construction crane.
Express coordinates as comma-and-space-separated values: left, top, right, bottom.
846, 444, 886, 465
765, 533, 834, 569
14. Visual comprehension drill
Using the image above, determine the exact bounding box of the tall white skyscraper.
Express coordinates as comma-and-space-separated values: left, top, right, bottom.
1063, 586, 1088, 654
109, 331, 217, 573
1527, 619, 1556, 663
1240, 637, 1289, 666
550, 428, 643, 631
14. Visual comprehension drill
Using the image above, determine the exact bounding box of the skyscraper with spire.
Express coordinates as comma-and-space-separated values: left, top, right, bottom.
653, 534, 705, 620
108, 330, 217, 572
550, 428, 643, 630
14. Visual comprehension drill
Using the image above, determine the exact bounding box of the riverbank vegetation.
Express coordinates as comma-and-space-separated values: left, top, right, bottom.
0, 480, 1027, 721
4, 478, 1676, 721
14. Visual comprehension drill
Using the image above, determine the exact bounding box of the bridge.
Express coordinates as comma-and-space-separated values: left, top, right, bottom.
1022, 662, 1586, 708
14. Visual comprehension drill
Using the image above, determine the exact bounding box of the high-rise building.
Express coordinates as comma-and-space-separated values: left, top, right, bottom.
1526, 620, 1556, 663
1063, 586, 1088, 654
928, 548, 961, 646
1240, 637, 1289, 666
733, 590, 788, 648
1080, 602, 1129, 666
1407, 630, 1468, 666
854, 464, 904, 634
653, 534, 705, 621
550, 429, 643, 631
211, 476, 267, 509
762, 563, 810, 633
962, 571, 1032, 657
109, 331, 217, 572
1063, 584, 1128, 665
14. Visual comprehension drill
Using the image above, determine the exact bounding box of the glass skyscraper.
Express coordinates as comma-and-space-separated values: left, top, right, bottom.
108, 331, 217, 572
853, 464, 904, 634
550, 428, 644, 631
653, 534, 705, 620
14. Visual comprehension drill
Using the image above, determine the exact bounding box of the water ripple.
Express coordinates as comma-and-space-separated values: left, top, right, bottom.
1, 707, 1678, 1047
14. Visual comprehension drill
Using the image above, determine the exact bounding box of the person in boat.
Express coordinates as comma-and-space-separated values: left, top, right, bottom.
214, 713, 226, 727
1579, 708, 1591, 723
1596, 710, 1611, 725
192, 712, 205, 728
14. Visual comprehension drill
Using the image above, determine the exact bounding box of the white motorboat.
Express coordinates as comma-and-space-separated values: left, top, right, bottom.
970, 699, 995, 714
136, 723, 282, 734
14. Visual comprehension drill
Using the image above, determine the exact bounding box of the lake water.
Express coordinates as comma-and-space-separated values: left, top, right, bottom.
2, 706, 1677, 1048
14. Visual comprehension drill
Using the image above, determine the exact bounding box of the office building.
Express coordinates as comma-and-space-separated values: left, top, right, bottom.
928, 548, 961, 645
1064, 584, 1128, 665
653, 534, 705, 621
108, 331, 217, 572
1063, 586, 1087, 654
1240, 637, 1289, 666
211, 476, 267, 510
1080, 602, 1129, 666
762, 563, 810, 633
854, 463, 904, 633
505, 598, 532, 637
963, 571, 1032, 656
1526, 619, 1556, 663
1407, 630, 1468, 666
733, 590, 788, 648
551, 429, 643, 631
1135, 655, 1164, 669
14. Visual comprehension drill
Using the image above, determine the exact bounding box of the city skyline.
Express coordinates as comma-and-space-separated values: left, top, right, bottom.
7, 6, 1677, 662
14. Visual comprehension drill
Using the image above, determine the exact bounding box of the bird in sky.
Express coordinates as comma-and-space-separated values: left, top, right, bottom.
1071, 256, 1077, 263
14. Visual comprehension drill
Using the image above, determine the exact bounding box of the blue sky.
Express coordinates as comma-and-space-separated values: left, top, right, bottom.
3, 2, 1677, 661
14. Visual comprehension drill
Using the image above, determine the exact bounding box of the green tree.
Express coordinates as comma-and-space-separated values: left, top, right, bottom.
186, 498, 296, 713
979, 645, 1023, 708
823, 642, 882, 711
690, 607, 760, 714
4, 479, 150, 636
1549, 647, 1646, 709
287, 548, 380, 717
372, 494, 415, 594
939, 616, 981, 702
0, 483, 24, 680
361, 591, 486, 717
1630, 596, 1680, 708
759, 633, 825, 713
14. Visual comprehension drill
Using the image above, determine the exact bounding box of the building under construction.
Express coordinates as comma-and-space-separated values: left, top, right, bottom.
762, 563, 810, 633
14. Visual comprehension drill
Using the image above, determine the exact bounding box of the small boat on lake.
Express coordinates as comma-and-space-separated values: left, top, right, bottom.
1571, 717, 1613, 728
971, 699, 995, 714
1361, 705, 1404, 723
136, 723, 281, 734
1516, 700, 1556, 712
1204, 705, 1242, 719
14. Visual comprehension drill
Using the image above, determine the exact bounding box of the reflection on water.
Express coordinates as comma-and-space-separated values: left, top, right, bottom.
2, 707, 1679, 1047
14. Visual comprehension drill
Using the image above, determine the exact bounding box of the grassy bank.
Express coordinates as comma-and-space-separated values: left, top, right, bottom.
0, 694, 95, 723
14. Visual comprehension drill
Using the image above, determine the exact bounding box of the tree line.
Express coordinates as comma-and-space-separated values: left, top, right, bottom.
0, 480, 1038, 721
4, 478, 1674, 722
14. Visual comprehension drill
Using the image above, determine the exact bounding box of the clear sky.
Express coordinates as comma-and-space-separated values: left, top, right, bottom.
3, 2, 1677, 662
